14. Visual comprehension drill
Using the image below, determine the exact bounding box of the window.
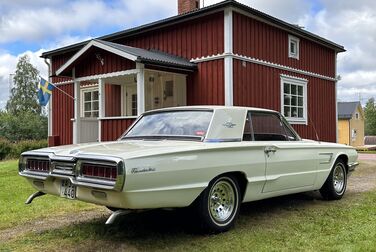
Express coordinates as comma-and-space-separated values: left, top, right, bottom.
355, 113, 359, 120
82, 89, 99, 118
281, 75, 308, 124
288, 35, 300, 59
249, 112, 298, 141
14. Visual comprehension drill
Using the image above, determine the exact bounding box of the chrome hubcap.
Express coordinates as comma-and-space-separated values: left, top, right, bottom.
333, 164, 345, 194
209, 180, 235, 223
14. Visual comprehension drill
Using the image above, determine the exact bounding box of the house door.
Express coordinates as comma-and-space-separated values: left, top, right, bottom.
125, 85, 137, 116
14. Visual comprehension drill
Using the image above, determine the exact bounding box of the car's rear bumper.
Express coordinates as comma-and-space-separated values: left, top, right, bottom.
348, 162, 359, 173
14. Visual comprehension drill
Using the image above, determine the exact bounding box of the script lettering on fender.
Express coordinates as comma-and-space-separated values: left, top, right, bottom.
131, 167, 156, 174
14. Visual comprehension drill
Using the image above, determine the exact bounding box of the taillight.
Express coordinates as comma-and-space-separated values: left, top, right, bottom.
81, 163, 117, 181
26, 159, 50, 172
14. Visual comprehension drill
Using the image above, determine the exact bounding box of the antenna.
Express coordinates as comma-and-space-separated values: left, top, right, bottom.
308, 110, 320, 143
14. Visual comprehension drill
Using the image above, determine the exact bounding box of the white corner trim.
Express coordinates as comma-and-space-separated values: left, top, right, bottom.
56, 40, 138, 76
191, 53, 337, 82
224, 8, 234, 106
280, 75, 308, 125
73, 68, 81, 144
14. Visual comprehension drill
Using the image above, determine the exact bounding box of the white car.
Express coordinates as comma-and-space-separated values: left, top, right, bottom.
19, 106, 358, 232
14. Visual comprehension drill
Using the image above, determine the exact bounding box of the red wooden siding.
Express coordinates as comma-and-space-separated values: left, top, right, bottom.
75, 48, 135, 78
233, 12, 336, 78
187, 60, 225, 105
105, 84, 122, 117
101, 118, 135, 141
51, 83, 74, 145
51, 52, 75, 83
118, 12, 224, 60
233, 59, 336, 142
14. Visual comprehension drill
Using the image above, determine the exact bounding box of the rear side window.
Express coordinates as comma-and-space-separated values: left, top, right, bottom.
249, 112, 297, 141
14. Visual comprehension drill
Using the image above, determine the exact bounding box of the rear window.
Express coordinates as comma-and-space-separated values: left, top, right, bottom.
123, 110, 213, 141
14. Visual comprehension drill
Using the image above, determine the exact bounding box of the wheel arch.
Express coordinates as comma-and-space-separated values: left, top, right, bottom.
335, 154, 349, 173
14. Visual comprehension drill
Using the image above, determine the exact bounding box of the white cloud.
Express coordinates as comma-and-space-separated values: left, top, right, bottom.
0, 50, 48, 110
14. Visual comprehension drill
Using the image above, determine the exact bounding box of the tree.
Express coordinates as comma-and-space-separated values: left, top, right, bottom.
364, 98, 376, 136
6, 55, 40, 115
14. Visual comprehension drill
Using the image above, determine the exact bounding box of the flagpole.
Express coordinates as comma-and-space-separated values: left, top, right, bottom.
40, 76, 75, 100
51, 83, 75, 100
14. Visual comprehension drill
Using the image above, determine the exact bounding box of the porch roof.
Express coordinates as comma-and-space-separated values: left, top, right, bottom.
56, 39, 197, 76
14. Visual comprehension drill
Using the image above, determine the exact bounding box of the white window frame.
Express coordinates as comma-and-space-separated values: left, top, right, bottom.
81, 87, 99, 118
288, 35, 300, 60
280, 75, 308, 125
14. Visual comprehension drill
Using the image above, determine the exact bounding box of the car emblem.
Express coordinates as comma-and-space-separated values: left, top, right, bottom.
131, 167, 156, 174
223, 121, 236, 128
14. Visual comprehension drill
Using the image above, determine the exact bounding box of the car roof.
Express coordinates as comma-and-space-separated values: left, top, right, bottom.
143, 106, 278, 114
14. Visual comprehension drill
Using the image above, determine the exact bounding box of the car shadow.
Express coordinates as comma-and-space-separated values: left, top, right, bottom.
56, 191, 325, 251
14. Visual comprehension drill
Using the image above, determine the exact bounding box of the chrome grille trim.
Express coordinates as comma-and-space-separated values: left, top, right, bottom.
51, 161, 75, 176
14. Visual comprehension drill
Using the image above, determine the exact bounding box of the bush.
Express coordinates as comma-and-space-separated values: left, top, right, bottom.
8, 140, 48, 159
0, 111, 47, 142
0, 138, 12, 160
0, 139, 48, 160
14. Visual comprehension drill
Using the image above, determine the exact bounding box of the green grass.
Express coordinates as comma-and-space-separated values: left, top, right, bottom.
1, 160, 376, 251
0, 160, 99, 230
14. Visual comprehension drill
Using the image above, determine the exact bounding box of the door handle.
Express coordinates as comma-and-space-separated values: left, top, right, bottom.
265, 146, 277, 156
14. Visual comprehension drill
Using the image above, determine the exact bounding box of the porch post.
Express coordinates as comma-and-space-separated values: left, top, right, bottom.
73, 67, 81, 144
98, 78, 105, 142
136, 63, 145, 115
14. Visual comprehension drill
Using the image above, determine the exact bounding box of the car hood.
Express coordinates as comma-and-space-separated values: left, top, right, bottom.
27, 140, 204, 160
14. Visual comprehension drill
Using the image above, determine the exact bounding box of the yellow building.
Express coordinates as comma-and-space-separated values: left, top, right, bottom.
338, 102, 364, 146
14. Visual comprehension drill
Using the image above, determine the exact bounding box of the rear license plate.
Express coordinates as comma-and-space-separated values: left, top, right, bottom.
60, 180, 76, 200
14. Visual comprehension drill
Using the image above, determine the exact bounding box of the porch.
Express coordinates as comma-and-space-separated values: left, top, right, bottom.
53, 39, 196, 144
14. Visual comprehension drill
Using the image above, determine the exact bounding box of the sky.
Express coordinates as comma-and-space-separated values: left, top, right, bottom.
0, 0, 375, 109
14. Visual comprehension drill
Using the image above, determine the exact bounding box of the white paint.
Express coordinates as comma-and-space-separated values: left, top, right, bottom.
72, 68, 81, 144
288, 34, 300, 60
280, 75, 308, 125
224, 8, 234, 106
98, 78, 105, 142
191, 53, 337, 82
335, 53, 338, 143
75, 69, 139, 82
56, 40, 138, 76
136, 63, 145, 116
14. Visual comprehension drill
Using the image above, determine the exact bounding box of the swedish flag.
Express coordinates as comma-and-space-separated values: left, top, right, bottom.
38, 78, 55, 106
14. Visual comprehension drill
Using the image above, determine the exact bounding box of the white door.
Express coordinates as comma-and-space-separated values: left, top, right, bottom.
249, 112, 317, 193
125, 85, 137, 116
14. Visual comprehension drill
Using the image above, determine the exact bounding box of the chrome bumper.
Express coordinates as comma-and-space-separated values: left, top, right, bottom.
348, 162, 359, 172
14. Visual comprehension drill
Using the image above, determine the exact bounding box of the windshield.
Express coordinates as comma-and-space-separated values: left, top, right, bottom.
123, 110, 213, 141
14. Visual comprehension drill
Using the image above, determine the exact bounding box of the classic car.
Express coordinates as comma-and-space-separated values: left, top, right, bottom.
19, 106, 358, 232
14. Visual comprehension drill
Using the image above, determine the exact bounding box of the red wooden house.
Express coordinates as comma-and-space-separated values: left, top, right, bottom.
42, 0, 345, 146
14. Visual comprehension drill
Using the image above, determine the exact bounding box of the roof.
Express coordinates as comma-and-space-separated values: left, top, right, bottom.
42, 0, 345, 58
56, 39, 197, 76
338, 102, 361, 119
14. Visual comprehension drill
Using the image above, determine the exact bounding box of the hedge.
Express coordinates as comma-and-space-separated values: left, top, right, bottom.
0, 139, 48, 160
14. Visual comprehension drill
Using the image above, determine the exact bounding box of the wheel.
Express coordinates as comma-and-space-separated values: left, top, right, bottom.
196, 175, 241, 233
320, 159, 347, 200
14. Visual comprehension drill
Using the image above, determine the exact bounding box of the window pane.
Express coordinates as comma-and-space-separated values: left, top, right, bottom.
84, 112, 91, 117
93, 111, 99, 118
298, 108, 303, 118
291, 85, 297, 95
84, 102, 91, 111
284, 84, 290, 94
284, 106, 291, 117
93, 91, 99, 101
290, 42, 295, 53
298, 97, 303, 106
291, 107, 297, 117
291, 96, 297, 106
93, 101, 99, 110
251, 112, 288, 141
298, 86, 303, 96
284, 94, 291, 105
84, 92, 91, 101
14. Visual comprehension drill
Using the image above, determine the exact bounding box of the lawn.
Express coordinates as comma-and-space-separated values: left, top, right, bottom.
1, 159, 376, 251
